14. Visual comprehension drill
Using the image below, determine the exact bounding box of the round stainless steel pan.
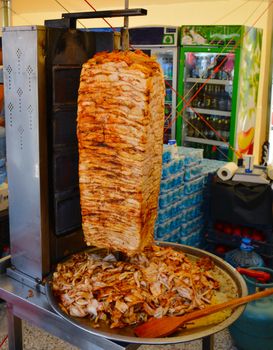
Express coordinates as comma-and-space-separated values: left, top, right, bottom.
45, 242, 247, 345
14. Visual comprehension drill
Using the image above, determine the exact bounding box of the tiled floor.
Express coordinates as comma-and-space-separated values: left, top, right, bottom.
0, 302, 237, 350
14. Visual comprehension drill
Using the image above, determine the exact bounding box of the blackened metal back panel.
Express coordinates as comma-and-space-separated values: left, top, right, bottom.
45, 28, 114, 264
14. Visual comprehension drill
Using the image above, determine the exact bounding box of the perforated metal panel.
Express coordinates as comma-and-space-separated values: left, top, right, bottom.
2, 26, 50, 279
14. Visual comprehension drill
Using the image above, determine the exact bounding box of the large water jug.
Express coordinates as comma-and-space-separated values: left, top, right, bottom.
229, 267, 273, 350
224, 237, 264, 268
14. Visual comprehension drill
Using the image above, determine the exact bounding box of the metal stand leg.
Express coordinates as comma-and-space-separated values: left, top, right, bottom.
6, 303, 23, 350
202, 334, 214, 350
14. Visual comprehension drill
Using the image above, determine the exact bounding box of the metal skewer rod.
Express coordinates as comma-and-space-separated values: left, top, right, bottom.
124, 0, 129, 29
122, 0, 130, 50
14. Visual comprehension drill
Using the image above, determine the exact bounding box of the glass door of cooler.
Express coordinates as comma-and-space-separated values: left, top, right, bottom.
150, 48, 177, 144
178, 49, 238, 160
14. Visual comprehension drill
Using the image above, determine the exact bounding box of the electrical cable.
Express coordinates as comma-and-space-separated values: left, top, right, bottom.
165, 0, 268, 125
82, 0, 232, 159
179, 107, 230, 160
53, 0, 86, 28
165, 0, 273, 152
0, 335, 8, 348
214, 0, 254, 25
165, 80, 234, 159
162, 0, 268, 149
82, 0, 117, 31
53, 0, 71, 14
81, 1, 237, 138
81, 0, 272, 158
163, 0, 264, 115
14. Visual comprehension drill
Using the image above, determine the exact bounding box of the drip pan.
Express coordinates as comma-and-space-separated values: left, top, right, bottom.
46, 242, 247, 345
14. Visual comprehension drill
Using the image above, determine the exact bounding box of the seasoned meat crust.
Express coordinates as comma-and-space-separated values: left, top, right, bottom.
77, 50, 165, 254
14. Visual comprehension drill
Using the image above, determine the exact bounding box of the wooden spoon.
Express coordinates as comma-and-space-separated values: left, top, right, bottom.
134, 288, 273, 338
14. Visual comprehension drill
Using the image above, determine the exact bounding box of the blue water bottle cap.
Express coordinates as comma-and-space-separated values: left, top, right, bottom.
240, 237, 254, 252
168, 139, 177, 146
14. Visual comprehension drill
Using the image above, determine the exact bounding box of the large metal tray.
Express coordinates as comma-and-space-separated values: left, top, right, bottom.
46, 242, 247, 345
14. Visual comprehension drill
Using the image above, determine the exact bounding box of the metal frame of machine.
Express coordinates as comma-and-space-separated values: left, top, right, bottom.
1, 9, 146, 287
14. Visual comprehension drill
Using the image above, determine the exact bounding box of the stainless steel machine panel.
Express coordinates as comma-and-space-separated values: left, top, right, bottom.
2, 26, 49, 280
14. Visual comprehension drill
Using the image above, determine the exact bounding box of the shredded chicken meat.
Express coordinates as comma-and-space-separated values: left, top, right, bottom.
77, 50, 165, 255
52, 245, 220, 329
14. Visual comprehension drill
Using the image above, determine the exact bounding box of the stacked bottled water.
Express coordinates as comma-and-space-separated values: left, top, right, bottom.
155, 144, 205, 247
179, 146, 204, 246
201, 158, 226, 185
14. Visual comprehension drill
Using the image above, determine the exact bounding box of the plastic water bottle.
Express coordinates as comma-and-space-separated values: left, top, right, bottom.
225, 237, 264, 268
168, 139, 179, 160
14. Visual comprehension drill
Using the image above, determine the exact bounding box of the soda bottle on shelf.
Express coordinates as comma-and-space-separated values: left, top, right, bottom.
164, 103, 171, 116
226, 94, 232, 111
167, 57, 173, 80
204, 85, 211, 109
187, 112, 195, 137
222, 118, 230, 140
197, 87, 205, 108
225, 237, 264, 268
165, 88, 172, 103
195, 56, 201, 78
214, 86, 219, 110
193, 114, 199, 134
162, 57, 168, 80
208, 116, 216, 140
199, 57, 206, 78
190, 84, 198, 107
214, 116, 221, 140
207, 116, 214, 139
218, 86, 227, 111
194, 117, 201, 137
203, 117, 209, 138
210, 85, 217, 109
191, 67, 198, 78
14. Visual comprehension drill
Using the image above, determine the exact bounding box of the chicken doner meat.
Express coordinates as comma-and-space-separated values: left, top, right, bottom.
52, 245, 220, 329
77, 50, 165, 255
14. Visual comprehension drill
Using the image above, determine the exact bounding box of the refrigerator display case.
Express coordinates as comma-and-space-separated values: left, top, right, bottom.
129, 26, 179, 143
176, 25, 262, 160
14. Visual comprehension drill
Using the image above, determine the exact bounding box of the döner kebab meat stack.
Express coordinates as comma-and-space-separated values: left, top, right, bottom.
77, 50, 165, 255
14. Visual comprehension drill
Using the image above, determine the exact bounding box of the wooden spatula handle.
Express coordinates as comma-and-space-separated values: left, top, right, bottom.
177, 287, 273, 325
134, 288, 273, 338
